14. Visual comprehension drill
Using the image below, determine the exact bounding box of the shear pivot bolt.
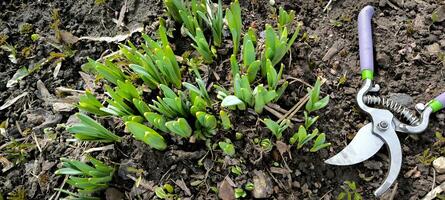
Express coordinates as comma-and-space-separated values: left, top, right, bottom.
377, 121, 389, 131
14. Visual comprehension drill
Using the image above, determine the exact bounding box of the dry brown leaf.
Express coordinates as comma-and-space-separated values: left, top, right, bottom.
174, 179, 191, 196
218, 177, 235, 200
0, 92, 28, 110
276, 140, 289, 156
60, 31, 79, 44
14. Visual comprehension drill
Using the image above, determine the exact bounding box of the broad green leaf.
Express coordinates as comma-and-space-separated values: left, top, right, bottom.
221, 95, 244, 107
165, 118, 192, 138
219, 110, 232, 130
218, 140, 235, 156
125, 121, 167, 150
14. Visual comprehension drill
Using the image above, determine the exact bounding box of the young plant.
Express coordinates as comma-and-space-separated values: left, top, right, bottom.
304, 111, 319, 129
166, 118, 193, 138
90, 58, 126, 86
261, 118, 290, 140
67, 113, 121, 143
310, 133, 331, 152
149, 84, 189, 119
101, 84, 138, 117
253, 84, 277, 113
121, 24, 182, 88
242, 32, 261, 83
195, 111, 218, 137
289, 125, 318, 149
225, 0, 242, 54
77, 91, 109, 116
197, 0, 224, 46
187, 27, 215, 63
260, 23, 301, 76
277, 7, 296, 33
164, 0, 202, 36
337, 181, 363, 200
219, 110, 232, 130
219, 139, 235, 156
221, 74, 278, 113
125, 121, 167, 150
164, 0, 187, 23
305, 78, 329, 113
55, 156, 114, 199
234, 188, 247, 198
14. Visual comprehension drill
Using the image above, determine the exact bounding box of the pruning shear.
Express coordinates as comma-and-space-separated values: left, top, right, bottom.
325, 5, 445, 197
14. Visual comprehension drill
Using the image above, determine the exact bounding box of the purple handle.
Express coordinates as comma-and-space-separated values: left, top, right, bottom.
358, 6, 375, 72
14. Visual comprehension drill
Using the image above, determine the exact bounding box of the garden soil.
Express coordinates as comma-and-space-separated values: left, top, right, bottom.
0, 0, 444, 199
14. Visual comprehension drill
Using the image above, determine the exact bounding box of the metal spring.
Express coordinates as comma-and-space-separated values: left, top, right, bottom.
363, 95, 420, 125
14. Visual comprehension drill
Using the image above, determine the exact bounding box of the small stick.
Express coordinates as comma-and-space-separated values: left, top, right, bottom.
264, 105, 285, 119
422, 182, 445, 200
323, 0, 334, 12
267, 103, 289, 114
32, 131, 42, 153
83, 144, 114, 154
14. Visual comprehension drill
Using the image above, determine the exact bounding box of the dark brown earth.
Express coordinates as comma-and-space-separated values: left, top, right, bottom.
1, 0, 445, 199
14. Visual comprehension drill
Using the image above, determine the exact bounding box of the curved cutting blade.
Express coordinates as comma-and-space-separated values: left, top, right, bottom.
373, 129, 402, 197
325, 123, 384, 166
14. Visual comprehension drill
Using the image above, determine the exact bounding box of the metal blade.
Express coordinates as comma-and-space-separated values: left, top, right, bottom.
373, 129, 402, 197
325, 123, 384, 166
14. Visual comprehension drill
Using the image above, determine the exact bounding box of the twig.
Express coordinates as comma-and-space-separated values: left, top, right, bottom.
422, 182, 445, 200
287, 76, 312, 88
267, 103, 289, 114
278, 94, 309, 123
32, 131, 42, 153
83, 144, 114, 154
388, 182, 398, 200
51, 175, 68, 200
320, 189, 333, 199
432, 168, 436, 191
264, 105, 285, 119
267, 170, 288, 192
323, 0, 334, 12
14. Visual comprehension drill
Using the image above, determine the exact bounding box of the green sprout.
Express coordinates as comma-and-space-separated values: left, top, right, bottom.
234, 188, 247, 198
245, 182, 254, 191
417, 148, 436, 166
337, 181, 362, 200
260, 22, 301, 76
186, 27, 215, 64
164, 0, 202, 36
219, 139, 235, 156
242, 31, 261, 83
305, 78, 329, 113
225, 0, 242, 54
231, 165, 242, 176
166, 118, 193, 138
197, 0, 224, 46
277, 7, 295, 32
304, 111, 319, 129
260, 138, 273, 152
261, 118, 290, 140
31, 33, 40, 42
289, 125, 318, 149
67, 113, 121, 143
310, 133, 331, 152
125, 121, 167, 150
77, 91, 109, 116
55, 156, 114, 199
87, 58, 126, 86
155, 184, 175, 199
120, 24, 182, 88
219, 110, 232, 130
